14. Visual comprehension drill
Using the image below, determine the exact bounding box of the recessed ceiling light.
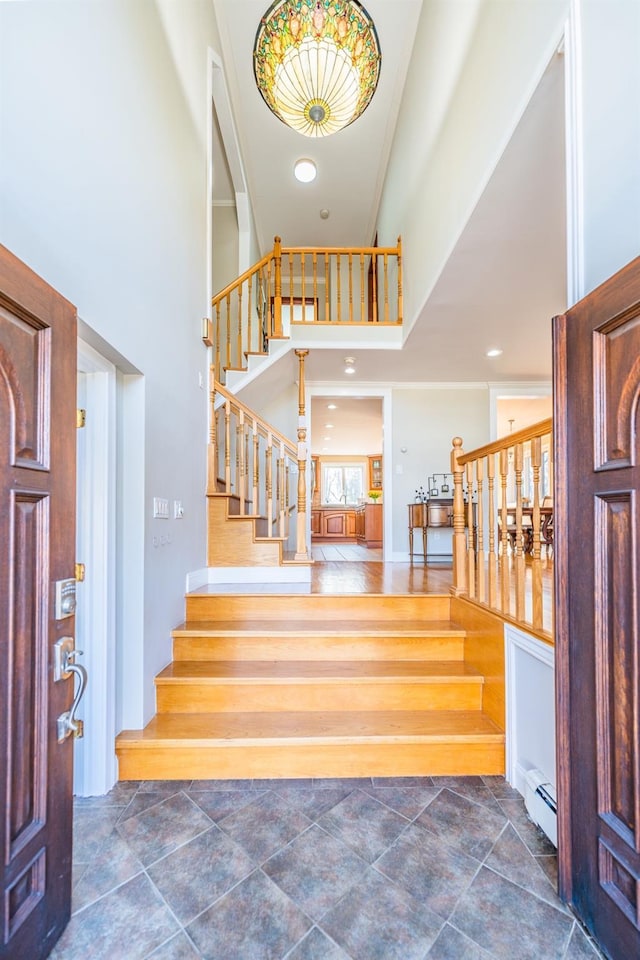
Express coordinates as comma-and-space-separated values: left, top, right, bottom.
327, 403, 337, 410
344, 356, 356, 374
486, 348, 503, 358
324, 423, 334, 428
294, 158, 317, 183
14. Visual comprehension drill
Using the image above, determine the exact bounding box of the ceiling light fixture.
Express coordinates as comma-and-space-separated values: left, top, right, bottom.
253, 0, 381, 138
294, 158, 317, 182
486, 348, 503, 358
327, 403, 337, 409
344, 356, 356, 374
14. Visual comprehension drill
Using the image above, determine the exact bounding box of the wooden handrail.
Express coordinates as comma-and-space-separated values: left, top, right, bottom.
451, 418, 554, 641
205, 236, 403, 381
457, 418, 553, 465
213, 378, 297, 461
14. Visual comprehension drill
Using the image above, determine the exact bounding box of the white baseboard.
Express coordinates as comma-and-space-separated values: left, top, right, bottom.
186, 568, 210, 592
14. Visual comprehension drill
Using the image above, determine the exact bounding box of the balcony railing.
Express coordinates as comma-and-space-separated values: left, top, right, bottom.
204, 236, 403, 382
450, 419, 554, 640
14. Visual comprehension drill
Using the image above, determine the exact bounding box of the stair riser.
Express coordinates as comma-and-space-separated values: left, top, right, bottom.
185, 594, 451, 622
207, 499, 283, 567
173, 636, 465, 662
155, 681, 483, 714
116, 740, 505, 781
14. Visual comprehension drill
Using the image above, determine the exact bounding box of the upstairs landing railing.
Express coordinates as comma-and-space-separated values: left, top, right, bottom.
450, 418, 554, 640
203, 236, 403, 382
208, 349, 310, 561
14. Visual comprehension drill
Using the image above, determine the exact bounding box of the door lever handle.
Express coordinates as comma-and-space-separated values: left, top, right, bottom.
55, 640, 88, 742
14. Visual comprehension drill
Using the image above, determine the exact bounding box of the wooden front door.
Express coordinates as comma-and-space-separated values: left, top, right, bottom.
0, 247, 78, 959
554, 256, 640, 959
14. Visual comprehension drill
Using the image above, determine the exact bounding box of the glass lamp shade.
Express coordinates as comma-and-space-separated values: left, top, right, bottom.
254, 0, 381, 138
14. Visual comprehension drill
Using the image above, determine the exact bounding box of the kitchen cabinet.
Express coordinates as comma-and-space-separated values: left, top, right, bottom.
311, 508, 357, 540
368, 455, 382, 490
355, 503, 382, 547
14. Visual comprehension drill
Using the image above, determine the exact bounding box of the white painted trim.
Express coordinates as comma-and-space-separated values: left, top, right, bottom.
505, 623, 555, 794
206, 566, 311, 584
75, 339, 118, 796
488, 382, 552, 441
186, 567, 210, 592
564, 3, 585, 305
307, 384, 394, 561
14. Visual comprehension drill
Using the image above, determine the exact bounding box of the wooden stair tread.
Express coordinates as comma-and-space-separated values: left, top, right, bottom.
172, 619, 466, 637
156, 660, 482, 683
117, 710, 504, 746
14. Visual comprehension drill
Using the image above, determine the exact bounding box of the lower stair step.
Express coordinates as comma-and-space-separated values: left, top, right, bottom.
155, 660, 484, 713
115, 710, 505, 780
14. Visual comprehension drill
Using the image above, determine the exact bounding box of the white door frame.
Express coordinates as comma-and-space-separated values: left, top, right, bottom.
306, 384, 393, 561
75, 339, 117, 796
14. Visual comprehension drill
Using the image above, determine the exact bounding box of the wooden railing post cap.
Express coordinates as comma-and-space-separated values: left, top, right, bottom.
452, 437, 464, 452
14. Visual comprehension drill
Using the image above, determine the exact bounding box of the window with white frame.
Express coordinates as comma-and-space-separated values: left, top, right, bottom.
322, 463, 365, 504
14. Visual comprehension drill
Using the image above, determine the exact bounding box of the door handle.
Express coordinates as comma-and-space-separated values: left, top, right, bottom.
53, 638, 87, 742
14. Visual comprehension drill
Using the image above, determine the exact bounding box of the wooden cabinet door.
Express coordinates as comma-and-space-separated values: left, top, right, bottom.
554, 256, 640, 960
323, 512, 346, 537
311, 510, 321, 535
0, 246, 77, 959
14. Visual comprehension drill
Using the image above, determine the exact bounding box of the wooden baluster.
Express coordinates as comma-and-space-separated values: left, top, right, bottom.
288, 250, 294, 322
337, 254, 342, 322
301, 251, 306, 323
207, 371, 217, 495
312, 252, 318, 321
476, 458, 485, 604
266, 259, 273, 338
285, 463, 290, 536
324, 252, 329, 322
383, 253, 389, 323
360, 252, 365, 322
397, 236, 403, 324
237, 286, 243, 369
244, 418, 250, 508
499, 448, 510, 614
487, 452, 497, 607
238, 411, 246, 513
253, 420, 259, 515
348, 252, 353, 323
278, 445, 285, 538
224, 399, 231, 493
225, 293, 231, 371
450, 437, 467, 596
294, 348, 310, 559
514, 442, 525, 621
247, 273, 253, 355
235, 419, 241, 507
466, 462, 476, 599
215, 302, 221, 382
273, 235, 282, 338
531, 436, 543, 629
266, 432, 273, 535
372, 252, 378, 323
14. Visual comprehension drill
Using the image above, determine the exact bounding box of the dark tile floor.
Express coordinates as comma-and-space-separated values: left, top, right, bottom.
51, 776, 605, 960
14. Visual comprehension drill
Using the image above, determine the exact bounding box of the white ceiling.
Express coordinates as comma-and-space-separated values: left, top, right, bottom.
310, 396, 383, 455
212, 0, 565, 387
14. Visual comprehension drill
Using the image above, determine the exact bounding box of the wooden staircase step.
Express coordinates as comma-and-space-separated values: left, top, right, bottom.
185, 592, 452, 622
155, 660, 484, 713
115, 709, 505, 780
171, 620, 466, 662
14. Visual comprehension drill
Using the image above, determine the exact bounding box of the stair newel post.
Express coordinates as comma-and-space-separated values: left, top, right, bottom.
450, 437, 467, 596
224, 398, 231, 493
476, 457, 485, 604
278, 443, 285, 538
207, 370, 217, 496
294, 349, 310, 560
397, 235, 403, 324
273, 235, 283, 339
487, 452, 498, 608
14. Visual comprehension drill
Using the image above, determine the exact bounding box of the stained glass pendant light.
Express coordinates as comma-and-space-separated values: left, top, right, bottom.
253, 0, 381, 138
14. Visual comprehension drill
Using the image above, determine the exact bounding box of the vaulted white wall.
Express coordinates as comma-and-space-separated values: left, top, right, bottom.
0, 0, 222, 727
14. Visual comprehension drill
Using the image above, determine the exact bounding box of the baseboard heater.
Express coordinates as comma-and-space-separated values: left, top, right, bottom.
524, 768, 557, 847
